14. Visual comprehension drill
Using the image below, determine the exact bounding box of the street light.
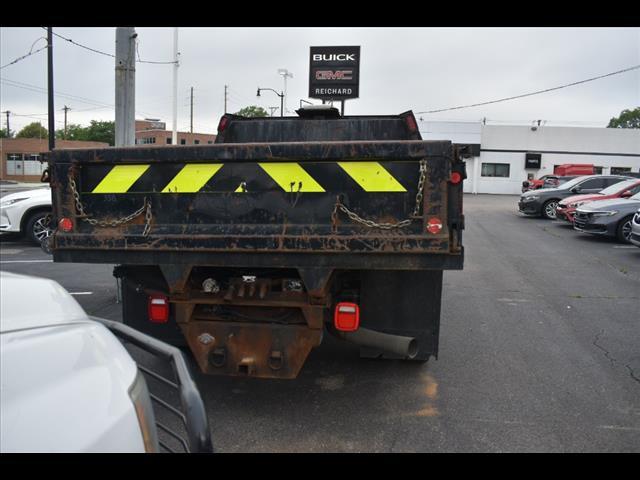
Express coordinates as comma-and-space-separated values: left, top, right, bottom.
257, 88, 284, 117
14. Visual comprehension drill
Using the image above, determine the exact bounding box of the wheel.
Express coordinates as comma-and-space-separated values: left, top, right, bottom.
25, 211, 52, 245
541, 200, 559, 220
616, 216, 634, 243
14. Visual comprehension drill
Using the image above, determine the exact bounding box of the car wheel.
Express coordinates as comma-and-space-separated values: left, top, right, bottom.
542, 200, 558, 220
616, 216, 634, 244
25, 211, 52, 245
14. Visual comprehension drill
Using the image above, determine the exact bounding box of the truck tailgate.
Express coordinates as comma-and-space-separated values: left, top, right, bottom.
48, 140, 464, 269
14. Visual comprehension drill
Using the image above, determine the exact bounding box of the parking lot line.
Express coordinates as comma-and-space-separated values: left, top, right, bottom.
0, 260, 54, 264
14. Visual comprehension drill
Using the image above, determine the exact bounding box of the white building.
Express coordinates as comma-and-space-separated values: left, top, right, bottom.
420, 122, 640, 195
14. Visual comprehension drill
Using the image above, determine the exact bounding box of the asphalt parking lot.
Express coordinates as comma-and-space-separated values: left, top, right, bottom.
1, 193, 638, 452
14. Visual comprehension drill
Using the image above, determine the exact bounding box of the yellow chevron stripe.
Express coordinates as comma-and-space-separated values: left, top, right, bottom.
258, 163, 325, 192
161, 164, 223, 193
92, 165, 150, 193
337, 162, 407, 192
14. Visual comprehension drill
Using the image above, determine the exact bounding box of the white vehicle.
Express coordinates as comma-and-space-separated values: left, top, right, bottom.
0, 187, 52, 244
0, 271, 212, 453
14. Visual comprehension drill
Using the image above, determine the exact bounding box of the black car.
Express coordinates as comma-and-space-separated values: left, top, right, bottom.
518, 175, 632, 220
574, 192, 640, 243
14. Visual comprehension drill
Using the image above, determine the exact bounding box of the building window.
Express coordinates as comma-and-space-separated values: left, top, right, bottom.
481, 163, 510, 178
139, 137, 156, 144
593, 166, 603, 174
180, 139, 186, 145
207, 140, 213, 144
28, 154, 40, 161
611, 167, 631, 175
7, 153, 23, 161
194, 139, 200, 145
166, 138, 172, 145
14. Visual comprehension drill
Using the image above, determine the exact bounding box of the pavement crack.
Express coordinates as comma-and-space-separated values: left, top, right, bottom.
593, 329, 640, 385
593, 329, 616, 366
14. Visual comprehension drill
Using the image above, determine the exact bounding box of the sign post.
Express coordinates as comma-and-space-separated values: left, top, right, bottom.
309, 46, 360, 114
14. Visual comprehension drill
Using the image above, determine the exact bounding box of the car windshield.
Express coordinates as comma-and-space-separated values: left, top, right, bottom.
556, 176, 589, 190
598, 179, 638, 196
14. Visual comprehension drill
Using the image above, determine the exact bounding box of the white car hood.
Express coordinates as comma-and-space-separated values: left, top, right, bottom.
0, 272, 90, 333
0, 187, 51, 205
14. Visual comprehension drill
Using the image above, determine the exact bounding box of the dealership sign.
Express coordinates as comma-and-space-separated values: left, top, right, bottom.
309, 46, 360, 100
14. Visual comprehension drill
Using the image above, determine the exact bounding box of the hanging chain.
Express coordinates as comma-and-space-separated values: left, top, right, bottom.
68, 172, 153, 236
332, 159, 428, 231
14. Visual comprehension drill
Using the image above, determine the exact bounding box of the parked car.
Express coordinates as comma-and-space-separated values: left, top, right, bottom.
522, 175, 578, 193
518, 175, 632, 220
0, 271, 212, 453
573, 192, 640, 243
0, 187, 52, 244
630, 208, 640, 248
556, 179, 640, 224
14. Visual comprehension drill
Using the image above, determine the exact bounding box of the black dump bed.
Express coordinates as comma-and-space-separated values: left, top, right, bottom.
47, 110, 465, 270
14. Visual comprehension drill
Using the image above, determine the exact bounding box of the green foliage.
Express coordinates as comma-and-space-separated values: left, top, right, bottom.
234, 106, 269, 118
85, 120, 115, 145
55, 123, 86, 141
16, 122, 48, 139
0, 128, 13, 138
54, 120, 115, 145
607, 107, 640, 129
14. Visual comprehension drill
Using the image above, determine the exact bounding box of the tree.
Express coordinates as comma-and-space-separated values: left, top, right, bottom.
234, 106, 269, 118
0, 128, 13, 138
16, 122, 48, 139
84, 120, 115, 145
607, 107, 640, 129
55, 123, 87, 141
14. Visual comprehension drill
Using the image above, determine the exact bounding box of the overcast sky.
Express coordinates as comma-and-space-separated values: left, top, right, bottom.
1, 27, 639, 135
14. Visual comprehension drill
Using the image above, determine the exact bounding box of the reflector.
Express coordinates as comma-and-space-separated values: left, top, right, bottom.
58, 218, 73, 232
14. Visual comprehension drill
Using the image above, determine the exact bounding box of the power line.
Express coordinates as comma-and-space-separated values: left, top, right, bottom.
0, 37, 48, 70
43, 27, 177, 64
1, 77, 160, 118
415, 64, 640, 115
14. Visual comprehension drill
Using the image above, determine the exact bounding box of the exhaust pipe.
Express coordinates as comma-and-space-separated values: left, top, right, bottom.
337, 327, 418, 359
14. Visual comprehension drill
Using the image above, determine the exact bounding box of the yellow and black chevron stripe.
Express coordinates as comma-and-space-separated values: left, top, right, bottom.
83, 161, 415, 194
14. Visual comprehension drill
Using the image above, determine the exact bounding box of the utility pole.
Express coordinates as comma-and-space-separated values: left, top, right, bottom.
62, 105, 70, 139
224, 85, 228, 114
190, 87, 193, 133
115, 27, 137, 147
172, 28, 179, 146
2, 111, 9, 137
268, 106, 278, 117
47, 27, 55, 151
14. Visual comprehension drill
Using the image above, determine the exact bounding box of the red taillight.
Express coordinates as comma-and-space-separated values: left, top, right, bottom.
405, 114, 418, 133
58, 217, 73, 232
217, 116, 229, 133
148, 295, 169, 323
334, 302, 360, 332
450, 172, 462, 184
426, 217, 443, 234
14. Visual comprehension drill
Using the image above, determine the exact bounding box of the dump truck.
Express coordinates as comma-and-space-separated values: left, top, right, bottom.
43, 106, 465, 379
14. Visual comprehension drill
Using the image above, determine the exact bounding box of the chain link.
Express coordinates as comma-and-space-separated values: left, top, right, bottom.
332, 159, 428, 231
68, 173, 153, 236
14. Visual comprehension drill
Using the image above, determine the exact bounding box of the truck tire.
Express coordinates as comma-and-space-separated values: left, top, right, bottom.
541, 200, 559, 220
25, 210, 52, 245
616, 216, 634, 244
